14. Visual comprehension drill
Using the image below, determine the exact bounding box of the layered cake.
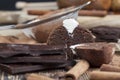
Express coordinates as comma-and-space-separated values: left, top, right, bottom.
47, 19, 95, 59
70, 42, 115, 67
90, 26, 120, 42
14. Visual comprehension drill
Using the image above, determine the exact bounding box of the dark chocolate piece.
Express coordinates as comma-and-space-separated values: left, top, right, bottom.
0, 61, 76, 74
0, 50, 65, 58
0, 43, 67, 58
0, 55, 67, 64
90, 26, 120, 42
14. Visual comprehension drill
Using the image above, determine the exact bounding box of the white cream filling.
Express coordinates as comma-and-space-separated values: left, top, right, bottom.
63, 19, 79, 37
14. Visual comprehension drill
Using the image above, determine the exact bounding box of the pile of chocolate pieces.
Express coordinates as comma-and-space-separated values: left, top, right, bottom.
0, 43, 75, 74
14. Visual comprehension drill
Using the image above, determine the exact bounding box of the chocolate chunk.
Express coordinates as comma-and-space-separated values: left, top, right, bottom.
90, 26, 120, 42
0, 61, 76, 74
0, 55, 67, 64
74, 42, 115, 67
0, 43, 67, 58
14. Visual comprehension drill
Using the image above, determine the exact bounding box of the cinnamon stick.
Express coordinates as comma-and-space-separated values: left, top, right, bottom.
27, 10, 52, 15
65, 60, 89, 80
89, 71, 120, 80
111, 0, 120, 11
100, 64, 120, 72
26, 74, 54, 80
79, 10, 108, 17
57, 0, 111, 10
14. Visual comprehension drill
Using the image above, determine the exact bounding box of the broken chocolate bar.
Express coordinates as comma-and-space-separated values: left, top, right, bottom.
0, 43, 72, 74
0, 61, 76, 74
90, 26, 120, 42
0, 55, 67, 64
0, 43, 67, 58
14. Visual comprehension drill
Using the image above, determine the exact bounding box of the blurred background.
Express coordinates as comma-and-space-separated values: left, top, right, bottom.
0, 0, 120, 42
0, 0, 56, 10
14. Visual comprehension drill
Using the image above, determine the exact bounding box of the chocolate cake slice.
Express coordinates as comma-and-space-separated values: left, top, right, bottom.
47, 19, 95, 59
70, 42, 115, 67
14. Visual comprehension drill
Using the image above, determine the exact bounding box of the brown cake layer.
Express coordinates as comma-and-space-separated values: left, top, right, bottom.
47, 26, 94, 46
74, 43, 115, 67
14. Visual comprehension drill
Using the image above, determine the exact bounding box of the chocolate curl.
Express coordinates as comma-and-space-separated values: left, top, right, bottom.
27, 10, 52, 15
